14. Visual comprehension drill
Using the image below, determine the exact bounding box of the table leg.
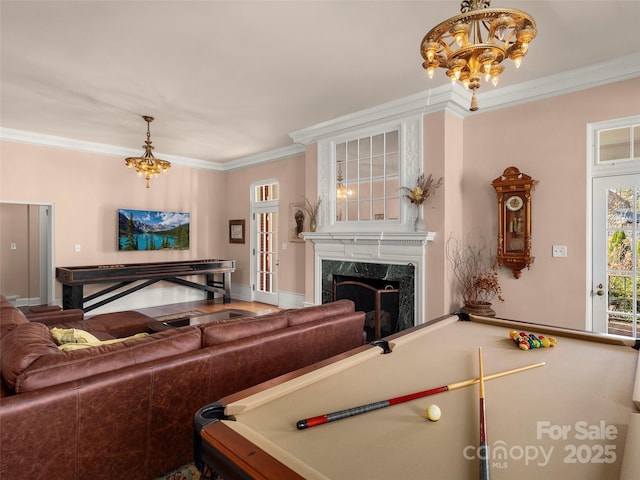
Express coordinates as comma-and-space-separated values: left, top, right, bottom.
62, 284, 83, 310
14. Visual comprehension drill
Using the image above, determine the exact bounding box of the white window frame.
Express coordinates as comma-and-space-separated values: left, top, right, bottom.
316, 114, 423, 233
586, 115, 640, 331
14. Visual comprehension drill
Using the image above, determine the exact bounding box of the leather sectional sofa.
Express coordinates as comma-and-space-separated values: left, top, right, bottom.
0, 295, 365, 479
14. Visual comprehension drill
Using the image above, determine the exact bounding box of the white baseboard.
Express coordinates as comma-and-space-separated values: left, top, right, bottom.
277, 291, 305, 309
9, 296, 45, 307
230, 283, 252, 302
230, 284, 305, 309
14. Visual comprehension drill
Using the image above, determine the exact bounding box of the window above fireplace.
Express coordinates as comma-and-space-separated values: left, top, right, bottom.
316, 114, 423, 233
335, 130, 399, 223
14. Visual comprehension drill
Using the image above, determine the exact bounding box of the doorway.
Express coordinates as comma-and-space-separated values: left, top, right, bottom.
0, 202, 54, 306
590, 116, 640, 336
592, 175, 639, 336
250, 181, 279, 306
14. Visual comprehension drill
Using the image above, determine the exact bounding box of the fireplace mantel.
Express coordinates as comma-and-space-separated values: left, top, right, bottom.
303, 231, 435, 245
304, 231, 434, 327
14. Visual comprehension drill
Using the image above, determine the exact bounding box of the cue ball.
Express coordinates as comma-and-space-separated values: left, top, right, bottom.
425, 404, 441, 422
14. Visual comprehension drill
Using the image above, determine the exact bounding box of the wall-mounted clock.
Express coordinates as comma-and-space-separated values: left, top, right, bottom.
491, 166, 538, 278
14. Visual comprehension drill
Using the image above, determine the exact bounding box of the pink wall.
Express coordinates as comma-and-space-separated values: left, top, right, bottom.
1, 77, 638, 324
223, 153, 307, 296
423, 110, 465, 319
0, 141, 228, 300
303, 144, 317, 305
459, 77, 640, 329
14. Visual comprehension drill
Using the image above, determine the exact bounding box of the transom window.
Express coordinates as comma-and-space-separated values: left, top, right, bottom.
254, 182, 279, 202
597, 123, 640, 163
335, 130, 399, 222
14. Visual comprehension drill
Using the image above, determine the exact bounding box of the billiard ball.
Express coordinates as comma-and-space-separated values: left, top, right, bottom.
425, 404, 441, 422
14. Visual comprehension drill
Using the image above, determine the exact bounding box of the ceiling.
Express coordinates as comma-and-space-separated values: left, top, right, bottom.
1, 1, 639, 168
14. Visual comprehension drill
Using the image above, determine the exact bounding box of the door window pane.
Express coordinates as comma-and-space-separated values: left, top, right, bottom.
605, 185, 639, 336
256, 211, 276, 294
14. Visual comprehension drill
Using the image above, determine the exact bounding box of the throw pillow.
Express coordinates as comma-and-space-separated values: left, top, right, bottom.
50, 327, 101, 345
56, 332, 149, 352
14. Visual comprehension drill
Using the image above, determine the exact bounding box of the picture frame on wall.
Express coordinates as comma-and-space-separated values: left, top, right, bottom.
229, 219, 245, 244
289, 202, 305, 242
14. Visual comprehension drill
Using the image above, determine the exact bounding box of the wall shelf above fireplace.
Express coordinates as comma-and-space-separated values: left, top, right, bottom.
303, 231, 435, 245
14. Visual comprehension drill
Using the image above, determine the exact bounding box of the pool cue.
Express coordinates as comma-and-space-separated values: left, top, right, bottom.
296, 361, 544, 430
478, 347, 490, 480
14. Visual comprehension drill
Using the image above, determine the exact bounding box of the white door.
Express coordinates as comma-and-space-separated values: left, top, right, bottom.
592, 174, 640, 336
251, 181, 279, 306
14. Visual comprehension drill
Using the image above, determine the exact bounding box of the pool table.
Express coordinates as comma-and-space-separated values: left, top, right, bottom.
196, 314, 640, 479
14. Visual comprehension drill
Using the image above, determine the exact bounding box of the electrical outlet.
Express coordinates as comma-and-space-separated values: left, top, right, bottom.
74, 244, 81, 253
552, 245, 567, 258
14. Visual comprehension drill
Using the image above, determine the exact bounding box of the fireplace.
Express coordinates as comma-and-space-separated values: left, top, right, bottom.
322, 260, 415, 333
305, 230, 433, 332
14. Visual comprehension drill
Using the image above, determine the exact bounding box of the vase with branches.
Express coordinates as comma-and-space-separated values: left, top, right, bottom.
446, 231, 503, 317
400, 172, 443, 231
301, 196, 321, 232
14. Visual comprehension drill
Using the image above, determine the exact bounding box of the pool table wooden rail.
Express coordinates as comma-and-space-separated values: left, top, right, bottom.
197, 314, 640, 480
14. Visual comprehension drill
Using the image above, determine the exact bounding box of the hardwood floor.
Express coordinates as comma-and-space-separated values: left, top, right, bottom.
133, 298, 281, 318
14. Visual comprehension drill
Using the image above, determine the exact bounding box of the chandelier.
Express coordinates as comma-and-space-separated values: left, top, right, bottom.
420, 0, 536, 111
125, 115, 171, 188
336, 161, 352, 200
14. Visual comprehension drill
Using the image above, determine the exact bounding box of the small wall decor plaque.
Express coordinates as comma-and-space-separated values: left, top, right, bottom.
229, 219, 245, 244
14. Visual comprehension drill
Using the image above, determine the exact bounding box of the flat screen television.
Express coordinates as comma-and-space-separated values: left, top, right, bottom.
118, 208, 190, 251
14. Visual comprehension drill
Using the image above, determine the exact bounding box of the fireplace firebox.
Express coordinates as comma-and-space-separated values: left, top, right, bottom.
333, 275, 399, 341
321, 260, 415, 334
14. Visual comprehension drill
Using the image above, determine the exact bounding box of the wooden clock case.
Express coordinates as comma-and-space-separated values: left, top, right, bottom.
491, 166, 538, 278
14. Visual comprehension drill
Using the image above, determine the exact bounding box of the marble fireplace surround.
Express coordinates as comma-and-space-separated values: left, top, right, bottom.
304, 231, 434, 330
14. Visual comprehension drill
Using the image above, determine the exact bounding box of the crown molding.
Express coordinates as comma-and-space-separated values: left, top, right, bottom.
289, 85, 469, 145
476, 52, 640, 112
0, 126, 305, 172
290, 53, 640, 145
222, 144, 305, 171
0, 127, 223, 171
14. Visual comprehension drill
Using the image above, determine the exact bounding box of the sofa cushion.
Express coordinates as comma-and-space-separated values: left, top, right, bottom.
15, 326, 202, 393
200, 314, 288, 346
25, 308, 85, 325
0, 322, 62, 392
54, 310, 153, 339
0, 305, 29, 337
286, 299, 355, 326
